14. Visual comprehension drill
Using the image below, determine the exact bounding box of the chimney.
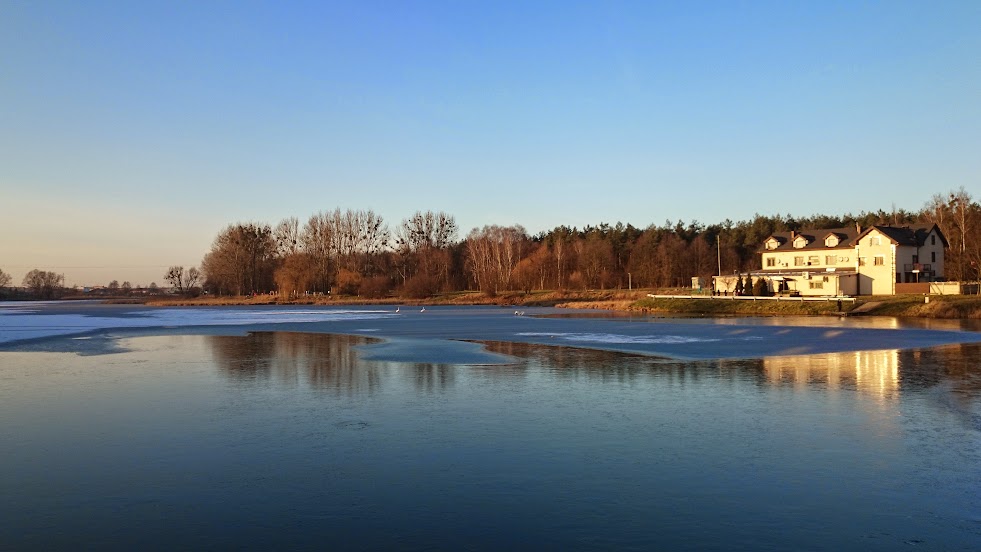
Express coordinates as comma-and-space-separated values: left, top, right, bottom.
790, 230, 796, 241
855, 223, 861, 235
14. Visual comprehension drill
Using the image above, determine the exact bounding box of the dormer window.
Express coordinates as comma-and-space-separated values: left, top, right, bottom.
765, 238, 779, 250
825, 235, 839, 247
793, 235, 808, 249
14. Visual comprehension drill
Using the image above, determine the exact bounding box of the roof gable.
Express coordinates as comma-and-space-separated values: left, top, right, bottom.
759, 226, 859, 253
854, 223, 948, 248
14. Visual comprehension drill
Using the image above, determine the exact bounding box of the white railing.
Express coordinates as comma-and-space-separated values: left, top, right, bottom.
648, 294, 856, 303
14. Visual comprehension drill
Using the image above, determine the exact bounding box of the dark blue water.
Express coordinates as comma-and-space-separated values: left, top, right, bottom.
2, 330, 980, 550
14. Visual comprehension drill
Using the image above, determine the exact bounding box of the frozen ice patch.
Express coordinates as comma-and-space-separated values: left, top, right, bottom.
0, 308, 396, 344
516, 332, 720, 345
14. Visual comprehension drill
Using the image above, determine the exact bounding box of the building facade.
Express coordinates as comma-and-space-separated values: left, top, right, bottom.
713, 224, 947, 296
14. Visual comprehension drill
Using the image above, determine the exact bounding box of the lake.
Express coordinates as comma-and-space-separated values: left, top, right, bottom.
1, 303, 980, 550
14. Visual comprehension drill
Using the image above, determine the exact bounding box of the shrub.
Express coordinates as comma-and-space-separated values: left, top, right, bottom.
360, 276, 391, 298
402, 273, 437, 299
334, 269, 362, 296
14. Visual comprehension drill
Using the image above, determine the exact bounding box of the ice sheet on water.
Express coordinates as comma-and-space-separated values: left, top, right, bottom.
516, 331, 721, 344
0, 307, 395, 344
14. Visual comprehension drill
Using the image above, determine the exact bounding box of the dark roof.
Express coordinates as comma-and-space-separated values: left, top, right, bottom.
761, 223, 947, 253
760, 226, 859, 253
856, 223, 948, 247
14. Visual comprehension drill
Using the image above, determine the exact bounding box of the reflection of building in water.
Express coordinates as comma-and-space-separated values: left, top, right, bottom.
763, 349, 899, 398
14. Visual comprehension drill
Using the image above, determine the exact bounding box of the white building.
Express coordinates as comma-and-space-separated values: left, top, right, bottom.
713, 224, 947, 296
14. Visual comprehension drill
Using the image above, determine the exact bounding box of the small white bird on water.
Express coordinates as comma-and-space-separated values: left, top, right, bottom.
420, 307, 426, 312
395, 307, 400, 313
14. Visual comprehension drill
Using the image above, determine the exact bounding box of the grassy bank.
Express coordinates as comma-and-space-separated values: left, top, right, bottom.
146, 289, 658, 309
145, 289, 981, 319
632, 294, 981, 318
631, 296, 846, 316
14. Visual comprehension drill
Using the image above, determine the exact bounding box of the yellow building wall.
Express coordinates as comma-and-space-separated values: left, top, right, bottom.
855, 230, 896, 295
761, 247, 853, 272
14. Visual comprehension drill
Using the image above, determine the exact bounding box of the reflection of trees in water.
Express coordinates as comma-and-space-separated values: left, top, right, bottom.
207, 332, 383, 394
411, 363, 453, 392
207, 334, 981, 406
899, 344, 981, 426
898, 344, 981, 395
481, 341, 770, 386
478, 340, 689, 384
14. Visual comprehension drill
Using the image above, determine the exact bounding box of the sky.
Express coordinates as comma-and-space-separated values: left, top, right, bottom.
1, 1, 979, 287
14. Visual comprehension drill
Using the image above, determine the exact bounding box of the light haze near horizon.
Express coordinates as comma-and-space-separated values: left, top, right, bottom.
1, 1, 979, 286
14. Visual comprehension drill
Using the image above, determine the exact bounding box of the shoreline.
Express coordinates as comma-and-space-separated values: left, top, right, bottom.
124, 289, 981, 320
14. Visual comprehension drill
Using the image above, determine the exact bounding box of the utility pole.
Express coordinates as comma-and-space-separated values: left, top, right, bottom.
717, 234, 722, 276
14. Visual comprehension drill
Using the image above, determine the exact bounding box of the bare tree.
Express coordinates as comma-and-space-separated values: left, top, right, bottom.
165, 266, 201, 295
274, 217, 302, 257
301, 211, 338, 293
22, 269, 64, 299
924, 188, 976, 281
465, 225, 528, 295
0, 268, 11, 289
274, 253, 316, 299
201, 223, 274, 295
395, 211, 458, 288
121, 281, 132, 295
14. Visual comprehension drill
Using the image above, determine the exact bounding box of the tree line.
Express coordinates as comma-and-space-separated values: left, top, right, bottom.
184, 188, 980, 298
5, 190, 976, 300
0, 267, 165, 300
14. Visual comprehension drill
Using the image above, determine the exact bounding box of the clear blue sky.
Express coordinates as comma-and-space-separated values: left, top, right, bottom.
1, 1, 979, 286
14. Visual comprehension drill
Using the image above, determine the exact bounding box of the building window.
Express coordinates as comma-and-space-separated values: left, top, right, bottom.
809, 281, 824, 289
870, 237, 881, 246
825, 235, 839, 247
912, 255, 919, 263
858, 257, 867, 266
825, 255, 836, 265
932, 251, 936, 263
823, 276, 829, 282
931, 235, 936, 245
794, 256, 804, 266
808, 256, 819, 265
874, 256, 884, 266
766, 258, 776, 267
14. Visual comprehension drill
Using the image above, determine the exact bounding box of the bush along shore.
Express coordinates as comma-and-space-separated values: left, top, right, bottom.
141, 289, 981, 319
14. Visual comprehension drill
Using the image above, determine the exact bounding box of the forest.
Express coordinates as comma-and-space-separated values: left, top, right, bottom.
184, 189, 980, 298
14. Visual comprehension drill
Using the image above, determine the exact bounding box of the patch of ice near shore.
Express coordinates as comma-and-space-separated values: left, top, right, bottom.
516, 332, 722, 345
0, 308, 394, 344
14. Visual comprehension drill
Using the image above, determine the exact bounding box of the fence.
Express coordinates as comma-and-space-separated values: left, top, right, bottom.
649, 294, 855, 303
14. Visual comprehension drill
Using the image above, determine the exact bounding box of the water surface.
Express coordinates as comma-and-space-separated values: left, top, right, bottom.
2, 329, 979, 550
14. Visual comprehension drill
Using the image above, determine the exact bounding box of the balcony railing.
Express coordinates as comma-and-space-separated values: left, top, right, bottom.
904, 263, 932, 272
